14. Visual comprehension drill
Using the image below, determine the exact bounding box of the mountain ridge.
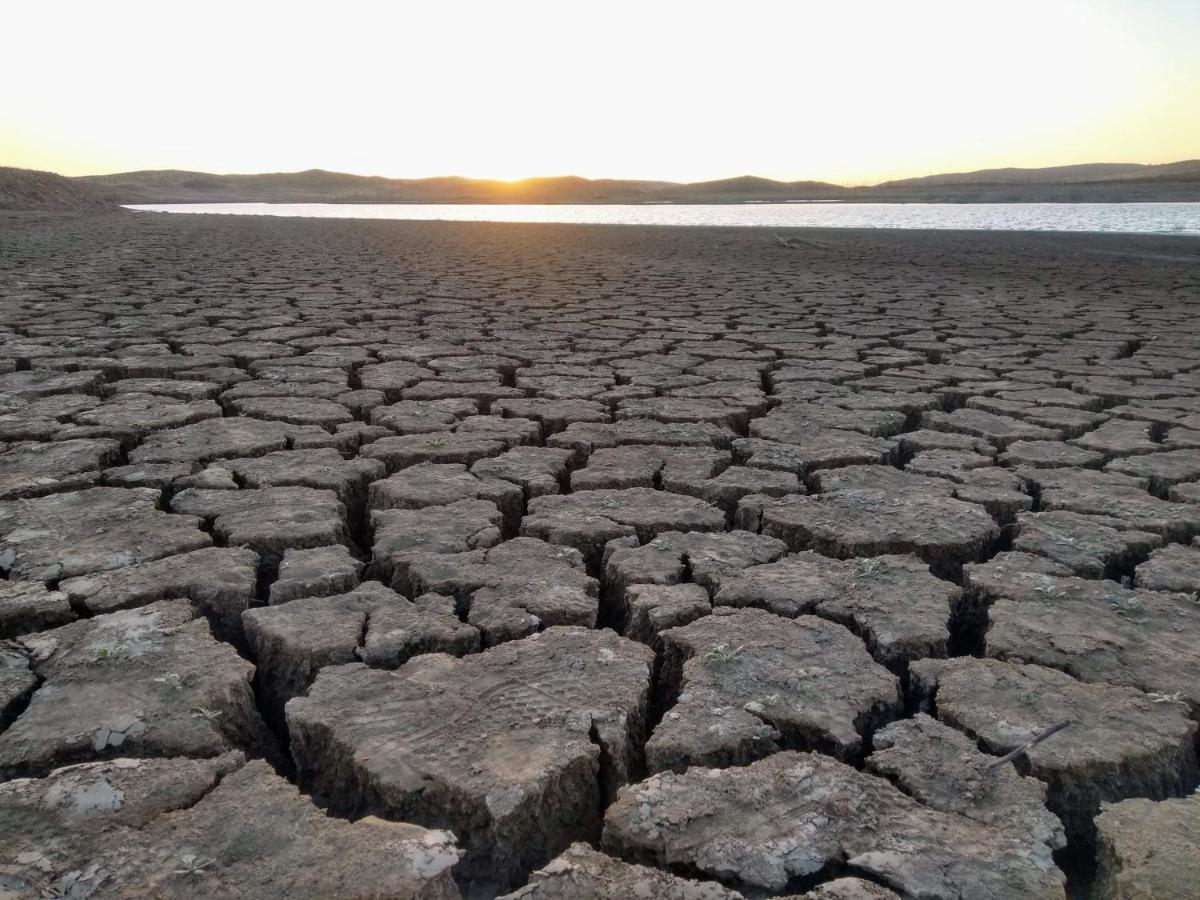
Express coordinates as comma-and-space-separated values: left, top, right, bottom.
76, 160, 1200, 204
6, 161, 1200, 209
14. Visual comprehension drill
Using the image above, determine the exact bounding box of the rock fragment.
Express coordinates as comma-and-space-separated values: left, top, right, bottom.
650, 608, 900, 770
288, 627, 653, 889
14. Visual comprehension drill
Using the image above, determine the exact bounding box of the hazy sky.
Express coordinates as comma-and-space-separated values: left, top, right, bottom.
3, 0, 1197, 185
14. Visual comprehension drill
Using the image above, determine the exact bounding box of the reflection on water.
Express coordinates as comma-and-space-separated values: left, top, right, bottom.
127, 202, 1200, 235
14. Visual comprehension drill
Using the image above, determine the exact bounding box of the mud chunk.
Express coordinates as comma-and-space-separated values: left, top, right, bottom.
1170, 481, 1200, 504
732, 431, 897, 475
650, 608, 900, 771
910, 656, 1198, 850
0, 753, 245, 893
602, 750, 1067, 898
456, 414, 541, 447
0, 580, 75, 638
224, 395, 354, 430
1028, 466, 1200, 541
0, 487, 210, 582
0, 601, 273, 779
470, 445, 573, 499
406, 537, 598, 645
1, 644, 37, 727
370, 398, 470, 433
752, 403, 907, 440
736, 490, 997, 578
492, 398, 608, 435
1133, 542, 1200, 594
0, 754, 462, 899
58, 546, 258, 636
0, 370, 103, 399
603, 529, 788, 628
981, 573, 1200, 714
70, 394, 222, 445
356, 359, 436, 400
498, 842, 743, 899
1011, 510, 1162, 579
623, 583, 713, 646
1000, 440, 1105, 469
0, 438, 121, 500
1094, 794, 1200, 900
360, 432, 506, 473
948, 466, 1033, 524
269, 544, 364, 604
371, 500, 503, 594
368, 459, 520, 520
401, 379, 524, 410
800, 880, 903, 900
570, 445, 727, 492
1106, 448, 1200, 497
288, 627, 653, 889
905, 449, 993, 479
895, 428, 994, 456
1072, 418, 1159, 458
246, 582, 446, 724
810, 464, 951, 496
360, 591, 480, 669
712, 552, 956, 670
924, 408, 1060, 448
524, 488, 726, 569
130, 416, 293, 465
682, 465, 802, 514
172, 486, 350, 578
101, 460, 198, 490
867, 714, 1065, 847
617, 397, 750, 431
548, 420, 734, 464
220, 448, 383, 520
104, 376, 222, 400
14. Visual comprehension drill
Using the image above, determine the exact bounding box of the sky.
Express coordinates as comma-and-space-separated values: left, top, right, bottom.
2, 0, 1198, 185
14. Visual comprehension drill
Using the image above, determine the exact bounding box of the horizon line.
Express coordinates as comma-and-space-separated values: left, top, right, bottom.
53, 156, 1200, 190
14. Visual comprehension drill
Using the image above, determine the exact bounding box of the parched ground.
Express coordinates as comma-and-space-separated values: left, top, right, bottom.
1, 210, 1200, 899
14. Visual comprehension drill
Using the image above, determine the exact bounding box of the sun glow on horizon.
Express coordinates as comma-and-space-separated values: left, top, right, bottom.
3, 0, 1198, 185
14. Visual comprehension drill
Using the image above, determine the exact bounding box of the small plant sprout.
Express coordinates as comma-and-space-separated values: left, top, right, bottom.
1148, 691, 1184, 704
174, 853, 216, 877
1104, 593, 1147, 622
650, 538, 672, 551
702, 643, 744, 666
153, 673, 186, 692
601, 497, 618, 509
190, 706, 223, 724
855, 558, 884, 579
1034, 583, 1059, 601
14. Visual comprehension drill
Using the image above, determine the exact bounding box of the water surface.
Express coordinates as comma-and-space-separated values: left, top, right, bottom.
127, 202, 1200, 235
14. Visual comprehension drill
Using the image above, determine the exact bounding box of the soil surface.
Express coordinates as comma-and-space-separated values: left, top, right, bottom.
1, 210, 1199, 898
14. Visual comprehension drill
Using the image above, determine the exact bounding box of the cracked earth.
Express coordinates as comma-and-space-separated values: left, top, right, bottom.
1, 211, 1199, 898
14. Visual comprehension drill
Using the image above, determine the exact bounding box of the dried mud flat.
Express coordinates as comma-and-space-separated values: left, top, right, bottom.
1, 210, 1199, 899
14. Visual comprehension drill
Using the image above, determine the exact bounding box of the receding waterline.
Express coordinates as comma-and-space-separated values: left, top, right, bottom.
126, 202, 1200, 235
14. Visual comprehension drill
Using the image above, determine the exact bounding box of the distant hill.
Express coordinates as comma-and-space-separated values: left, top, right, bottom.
879, 163, 1150, 187
0, 167, 112, 211
80, 169, 683, 205
81, 161, 1200, 205
869, 160, 1200, 201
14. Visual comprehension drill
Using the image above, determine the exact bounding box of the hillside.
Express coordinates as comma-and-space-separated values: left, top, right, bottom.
67, 159, 1200, 205
0, 167, 112, 211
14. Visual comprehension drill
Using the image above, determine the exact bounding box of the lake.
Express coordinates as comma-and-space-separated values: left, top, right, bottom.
126, 202, 1200, 235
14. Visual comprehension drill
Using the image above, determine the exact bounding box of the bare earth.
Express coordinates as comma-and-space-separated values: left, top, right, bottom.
1, 211, 1199, 899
